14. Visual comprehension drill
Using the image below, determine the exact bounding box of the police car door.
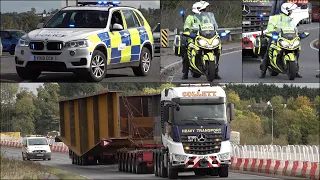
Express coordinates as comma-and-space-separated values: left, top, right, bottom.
121, 9, 142, 62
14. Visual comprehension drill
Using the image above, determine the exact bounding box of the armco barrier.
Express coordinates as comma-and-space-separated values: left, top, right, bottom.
0, 137, 68, 153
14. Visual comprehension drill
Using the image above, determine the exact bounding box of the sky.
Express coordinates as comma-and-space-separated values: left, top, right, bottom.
0, 0, 160, 13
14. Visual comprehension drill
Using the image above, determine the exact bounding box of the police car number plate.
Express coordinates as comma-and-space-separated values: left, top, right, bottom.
34, 55, 56, 61
36, 154, 44, 156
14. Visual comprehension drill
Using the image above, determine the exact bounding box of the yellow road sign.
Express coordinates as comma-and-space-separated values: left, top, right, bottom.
161, 29, 168, 47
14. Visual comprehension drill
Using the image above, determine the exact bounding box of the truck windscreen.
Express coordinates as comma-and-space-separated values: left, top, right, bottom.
173, 104, 227, 125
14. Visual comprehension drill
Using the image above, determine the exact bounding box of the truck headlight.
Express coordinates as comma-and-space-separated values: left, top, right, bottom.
173, 154, 187, 162
18, 38, 30, 47
197, 38, 209, 47
280, 40, 290, 48
218, 153, 230, 160
211, 38, 220, 47
65, 40, 92, 48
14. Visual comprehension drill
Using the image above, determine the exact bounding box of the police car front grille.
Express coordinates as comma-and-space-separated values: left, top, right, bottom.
31, 52, 62, 55
47, 42, 64, 50
242, 5, 272, 33
32, 150, 46, 153
181, 134, 223, 155
29, 42, 44, 50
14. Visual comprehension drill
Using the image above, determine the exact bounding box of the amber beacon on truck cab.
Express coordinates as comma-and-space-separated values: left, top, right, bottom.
14, 1, 154, 82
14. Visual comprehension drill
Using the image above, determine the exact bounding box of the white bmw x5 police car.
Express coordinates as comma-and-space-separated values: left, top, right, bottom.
15, 1, 154, 82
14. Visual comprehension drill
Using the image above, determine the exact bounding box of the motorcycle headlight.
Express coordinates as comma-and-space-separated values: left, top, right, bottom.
280, 40, 290, 48
292, 40, 300, 47
211, 38, 220, 47
197, 38, 209, 47
18, 38, 30, 47
218, 153, 230, 160
65, 40, 92, 48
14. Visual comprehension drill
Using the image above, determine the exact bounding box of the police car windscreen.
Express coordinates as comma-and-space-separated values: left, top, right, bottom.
28, 138, 48, 146
45, 10, 109, 28
173, 104, 227, 125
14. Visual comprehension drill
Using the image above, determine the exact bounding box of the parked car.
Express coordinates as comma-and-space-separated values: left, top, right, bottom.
152, 23, 160, 53
0, 38, 2, 56
0, 29, 26, 55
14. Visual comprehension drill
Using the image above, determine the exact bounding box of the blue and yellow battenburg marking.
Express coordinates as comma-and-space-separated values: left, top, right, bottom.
87, 26, 152, 65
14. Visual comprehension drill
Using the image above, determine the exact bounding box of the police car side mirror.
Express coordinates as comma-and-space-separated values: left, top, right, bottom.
37, 23, 44, 29
112, 23, 124, 31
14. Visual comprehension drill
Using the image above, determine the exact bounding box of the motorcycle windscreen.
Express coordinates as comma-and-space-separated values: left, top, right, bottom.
199, 23, 216, 39
280, 27, 297, 40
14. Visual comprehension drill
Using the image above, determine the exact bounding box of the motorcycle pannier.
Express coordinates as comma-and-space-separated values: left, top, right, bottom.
173, 35, 187, 57
253, 35, 268, 58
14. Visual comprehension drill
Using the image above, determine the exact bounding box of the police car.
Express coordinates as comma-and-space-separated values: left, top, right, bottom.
22, 135, 52, 161
15, 1, 154, 82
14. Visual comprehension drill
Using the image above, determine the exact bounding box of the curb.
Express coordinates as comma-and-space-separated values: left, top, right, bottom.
0, 140, 69, 153
160, 46, 242, 79
230, 156, 319, 180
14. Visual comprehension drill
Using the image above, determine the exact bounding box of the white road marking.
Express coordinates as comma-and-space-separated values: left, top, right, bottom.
310, 38, 319, 51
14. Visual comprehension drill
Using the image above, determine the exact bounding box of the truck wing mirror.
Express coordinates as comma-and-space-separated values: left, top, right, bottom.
228, 103, 235, 121
163, 105, 170, 121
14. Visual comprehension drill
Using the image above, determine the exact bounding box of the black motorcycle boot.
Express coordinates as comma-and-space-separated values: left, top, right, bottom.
181, 56, 189, 80
296, 73, 302, 78
259, 58, 268, 78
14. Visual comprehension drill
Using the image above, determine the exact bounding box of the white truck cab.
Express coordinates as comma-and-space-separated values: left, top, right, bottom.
22, 136, 52, 161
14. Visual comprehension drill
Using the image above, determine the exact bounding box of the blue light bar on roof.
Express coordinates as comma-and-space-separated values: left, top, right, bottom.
78, 1, 121, 6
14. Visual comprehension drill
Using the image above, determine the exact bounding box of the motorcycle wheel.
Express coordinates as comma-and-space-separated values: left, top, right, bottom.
206, 61, 216, 82
287, 61, 296, 80
268, 69, 279, 76
191, 71, 201, 78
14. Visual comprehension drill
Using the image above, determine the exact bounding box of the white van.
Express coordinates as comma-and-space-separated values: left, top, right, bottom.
22, 136, 52, 161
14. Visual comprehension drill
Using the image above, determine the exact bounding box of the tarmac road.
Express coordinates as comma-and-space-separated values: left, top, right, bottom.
0, 55, 160, 82
1, 147, 301, 180
242, 23, 319, 83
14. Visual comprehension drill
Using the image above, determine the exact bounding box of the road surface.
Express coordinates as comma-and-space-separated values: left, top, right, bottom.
243, 23, 319, 83
161, 43, 242, 82
0, 55, 160, 82
1, 147, 302, 180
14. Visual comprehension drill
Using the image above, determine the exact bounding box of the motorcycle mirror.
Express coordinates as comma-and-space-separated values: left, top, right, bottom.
190, 33, 196, 38
299, 32, 309, 39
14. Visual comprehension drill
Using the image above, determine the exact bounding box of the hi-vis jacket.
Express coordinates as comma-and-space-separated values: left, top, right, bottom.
267, 13, 297, 33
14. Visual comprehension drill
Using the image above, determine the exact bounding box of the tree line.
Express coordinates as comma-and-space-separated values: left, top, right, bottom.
0, 83, 319, 146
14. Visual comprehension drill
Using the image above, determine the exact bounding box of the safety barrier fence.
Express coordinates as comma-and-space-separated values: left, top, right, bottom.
160, 27, 242, 48
230, 145, 320, 179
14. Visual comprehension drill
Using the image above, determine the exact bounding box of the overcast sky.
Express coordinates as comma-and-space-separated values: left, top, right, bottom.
1, 0, 160, 13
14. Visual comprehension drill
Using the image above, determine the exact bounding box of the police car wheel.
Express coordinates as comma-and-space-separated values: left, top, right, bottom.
132, 47, 151, 76
88, 50, 107, 82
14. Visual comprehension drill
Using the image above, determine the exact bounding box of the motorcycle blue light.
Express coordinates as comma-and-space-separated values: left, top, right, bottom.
180, 10, 184, 15
69, 24, 75, 27
113, 1, 120, 4
260, 14, 263, 18
98, 1, 102, 4
221, 32, 227, 37
272, 35, 278, 40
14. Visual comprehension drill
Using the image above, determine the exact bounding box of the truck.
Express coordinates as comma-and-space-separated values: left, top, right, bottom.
242, 0, 310, 57
56, 84, 235, 179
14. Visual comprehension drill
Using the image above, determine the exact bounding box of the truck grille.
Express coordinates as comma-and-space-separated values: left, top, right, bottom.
181, 134, 223, 155
47, 42, 64, 50
243, 5, 272, 33
32, 150, 46, 153
29, 42, 44, 50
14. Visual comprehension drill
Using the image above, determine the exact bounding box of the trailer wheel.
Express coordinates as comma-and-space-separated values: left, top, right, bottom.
154, 152, 159, 176
78, 156, 82, 165
118, 153, 122, 171
132, 155, 137, 173
71, 153, 75, 164
129, 155, 133, 173
160, 152, 168, 177
124, 154, 129, 172
218, 166, 229, 177
136, 162, 143, 174
157, 153, 161, 176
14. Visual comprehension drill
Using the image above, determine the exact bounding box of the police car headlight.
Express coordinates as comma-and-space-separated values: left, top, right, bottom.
197, 38, 209, 47
211, 38, 220, 47
218, 153, 230, 160
65, 40, 92, 48
292, 40, 300, 47
173, 154, 187, 162
279, 40, 290, 48
18, 38, 29, 47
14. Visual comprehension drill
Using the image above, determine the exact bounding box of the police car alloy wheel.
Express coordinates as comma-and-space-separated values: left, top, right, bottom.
16, 67, 41, 80
88, 50, 107, 82
132, 47, 151, 76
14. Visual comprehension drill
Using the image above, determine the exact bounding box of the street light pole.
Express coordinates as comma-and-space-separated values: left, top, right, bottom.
271, 107, 274, 145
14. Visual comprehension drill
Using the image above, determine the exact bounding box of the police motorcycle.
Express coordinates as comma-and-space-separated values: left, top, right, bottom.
254, 15, 310, 80
173, 11, 230, 82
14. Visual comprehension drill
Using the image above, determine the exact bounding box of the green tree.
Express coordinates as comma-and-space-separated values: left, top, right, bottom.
0, 83, 19, 132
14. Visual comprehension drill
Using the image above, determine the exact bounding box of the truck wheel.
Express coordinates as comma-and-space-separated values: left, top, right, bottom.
160, 152, 168, 177
157, 153, 161, 176
132, 156, 137, 173
132, 47, 151, 76
209, 168, 219, 176
124, 155, 129, 172
154, 152, 159, 176
118, 154, 122, 171
167, 160, 178, 179
218, 166, 229, 177
16, 67, 41, 80
136, 162, 143, 174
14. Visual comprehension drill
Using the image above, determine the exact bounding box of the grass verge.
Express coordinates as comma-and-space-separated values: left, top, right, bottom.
0, 151, 86, 180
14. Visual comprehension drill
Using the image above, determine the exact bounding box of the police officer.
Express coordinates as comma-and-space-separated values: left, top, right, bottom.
260, 2, 302, 78
181, 1, 220, 80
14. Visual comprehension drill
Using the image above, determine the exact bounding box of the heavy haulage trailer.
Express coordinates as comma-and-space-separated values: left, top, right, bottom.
56, 85, 235, 179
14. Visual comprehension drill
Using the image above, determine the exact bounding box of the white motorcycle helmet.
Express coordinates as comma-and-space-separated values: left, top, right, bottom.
281, 2, 297, 16
192, 1, 210, 14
